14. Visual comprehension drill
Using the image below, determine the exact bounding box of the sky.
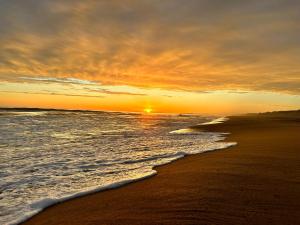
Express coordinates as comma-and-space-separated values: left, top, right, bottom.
0, 0, 299, 115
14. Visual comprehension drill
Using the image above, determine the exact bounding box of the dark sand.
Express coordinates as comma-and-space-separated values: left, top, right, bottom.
23, 111, 300, 225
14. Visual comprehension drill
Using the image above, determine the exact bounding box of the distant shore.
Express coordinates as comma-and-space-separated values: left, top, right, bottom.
23, 110, 300, 225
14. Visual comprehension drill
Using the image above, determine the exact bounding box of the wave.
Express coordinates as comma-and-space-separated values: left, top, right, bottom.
200, 117, 228, 125
9, 172, 156, 225
169, 117, 228, 134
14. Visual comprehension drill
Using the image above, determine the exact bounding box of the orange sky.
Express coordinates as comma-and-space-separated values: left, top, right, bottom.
0, 0, 299, 114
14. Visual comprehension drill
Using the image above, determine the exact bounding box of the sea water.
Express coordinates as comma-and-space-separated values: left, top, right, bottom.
0, 109, 236, 225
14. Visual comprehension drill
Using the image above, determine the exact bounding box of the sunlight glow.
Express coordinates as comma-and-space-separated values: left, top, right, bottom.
144, 107, 153, 114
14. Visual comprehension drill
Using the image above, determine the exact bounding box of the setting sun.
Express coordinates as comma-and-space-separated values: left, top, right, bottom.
144, 107, 153, 113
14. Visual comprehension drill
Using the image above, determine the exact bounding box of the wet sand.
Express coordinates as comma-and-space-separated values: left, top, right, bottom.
23, 111, 300, 225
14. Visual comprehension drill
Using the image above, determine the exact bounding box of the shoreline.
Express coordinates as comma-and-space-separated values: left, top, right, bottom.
22, 111, 300, 225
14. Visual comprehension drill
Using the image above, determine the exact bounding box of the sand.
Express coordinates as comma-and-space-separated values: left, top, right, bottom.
22, 111, 300, 225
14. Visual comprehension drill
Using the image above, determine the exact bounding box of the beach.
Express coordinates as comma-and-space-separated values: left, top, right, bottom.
22, 111, 300, 225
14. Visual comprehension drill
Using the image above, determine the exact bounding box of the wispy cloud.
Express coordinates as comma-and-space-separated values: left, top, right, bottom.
0, 75, 148, 97
0, 90, 105, 98
19, 76, 98, 85
83, 87, 147, 96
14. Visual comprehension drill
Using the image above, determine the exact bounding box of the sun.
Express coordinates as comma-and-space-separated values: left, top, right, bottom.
144, 107, 153, 113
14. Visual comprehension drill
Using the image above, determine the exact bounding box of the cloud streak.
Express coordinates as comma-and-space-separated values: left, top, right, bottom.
19, 76, 98, 85
0, 90, 105, 98
83, 87, 147, 96
0, 75, 148, 96
0, 0, 300, 94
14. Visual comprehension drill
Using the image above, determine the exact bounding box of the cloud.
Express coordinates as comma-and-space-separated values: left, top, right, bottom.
84, 87, 147, 96
0, 90, 105, 98
0, 0, 300, 94
0, 75, 148, 96
19, 76, 98, 85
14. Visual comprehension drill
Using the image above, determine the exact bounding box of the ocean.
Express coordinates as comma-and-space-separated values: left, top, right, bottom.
0, 109, 236, 225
